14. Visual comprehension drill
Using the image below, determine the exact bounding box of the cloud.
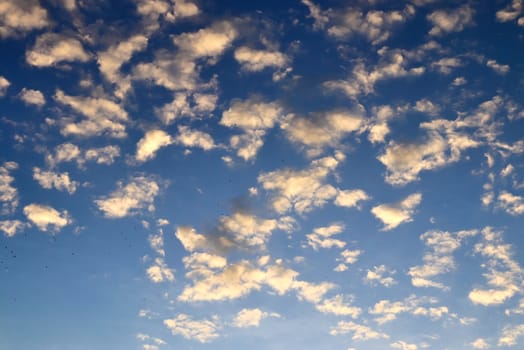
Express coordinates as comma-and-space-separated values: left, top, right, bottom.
47, 143, 120, 168
369, 295, 449, 324
0, 220, 26, 237
498, 324, 524, 347
334, 248, 363, 272
258, 152, 344, 214
470, 338, 490, 349
468, 228, 523, 306
54, 90, 128, 138
431, 57, 463, 74
281, 109, 364, 156
315, 294, 361, 318
146, 257, 175, 283
221, 97, 283, 161
23, 203, 72, 232
334, 189, 370, 208
0, 0, 49, 38
301, 0, 329, 29
135, 129, 173, 163
306, 223, 346, 250
156, 92, 217, 124
0, 76, 10, 97
164, 314, 219, 343
234, 46, 289, 73
0, 162, 19, 215
95, 176, 162, 218
329, 321, 389, 341
33, 167, 79, 194
408, 229, 478, 289
371, 193, 422, 231
497, 191, 524, 215
487, 59, 510, 74
391, 341, 418, 350
232, 308, 279, 328
175, 125, 215, 151
364, 265, 397, 287
173, 21, 237, 59
427, 5, 474, 36
26, 33, 90, 67
496, 0, 523, 24
18, 88, 45, 106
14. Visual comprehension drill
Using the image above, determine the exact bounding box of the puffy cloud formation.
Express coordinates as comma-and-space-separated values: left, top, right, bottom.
234, 46, 289, 74
46, 143, 120, 168
315, 294, 361, 318
0, 76, 9, 97
369, 295, 449, 324
164, 314, 219, 343
498, 324, 524, 347
19, 88, 45, 106
33, 167, 79, 194
330, 321, 389, 340
232, 308, 279, 328
0, 220, 26, 237
306, 223, 346, 250
174, 125, 215, 151
364, 265, 397, 287
391, 341, 418, 350
26, 33, 90, 67
146, 258, 175, 283
156, 92, 217, 124
23, 203, 72, 232
0, 0, 49, 38
0, 162, 19, 215
371, 193, 422, 231
135, 129, 173, 163
95, 176, 161, 218
497, 191, 524, 215
427, 5, 475, 36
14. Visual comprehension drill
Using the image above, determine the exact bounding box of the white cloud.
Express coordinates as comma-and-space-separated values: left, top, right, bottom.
221, 97, 283, 161
234, 46, 289, 72
0, 220, 26, 237
175, 125, 215, 151
371, 193, 422, 231
0, 76, 10, 97
364, 265, 397, 287
301, 0, 329, 29
156, 92, 217, 124
258, 153, 344, 214
315, 294, 361, 318
496, 0, 523, 23
497, 191, 524, 215
330, 321, 389, 341
54, 90, 128, 138
19, 88, 45, 106
148, 231, 165, 256
307, 223, 346, 250
408, 229, 478, 289
334, 249, 362, 272
487, 60, 510, 74
498, 324, 524, 347
391, 341, 418, 350
431, 57, 463, 74
427, 5, 474, 36
470, 338, 490, 349
0, 0, 49, 38
95, 176, 161, 218
233, 308, 279, 328
135, 129, 173, 163
173, 21, 237, 59
47, 143, 120, 167
23, 203, 71, 232
33, 167, 78, 194
164, 314, 219, 343
147, 257, 174, 283
0, 162, 19, 215
26, 33, 90, 67
369, 295, 449, 324
334, 189, 370, 208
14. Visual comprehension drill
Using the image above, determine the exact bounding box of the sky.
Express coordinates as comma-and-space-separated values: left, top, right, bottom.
1, 0, 524, 349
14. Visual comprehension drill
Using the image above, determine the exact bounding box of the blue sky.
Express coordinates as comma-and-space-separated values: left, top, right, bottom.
1, 0, 524, 349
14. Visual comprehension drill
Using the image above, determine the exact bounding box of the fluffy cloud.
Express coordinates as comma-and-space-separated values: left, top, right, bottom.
47, 143, 120, 168
33, 167, 78, 194
0, 0, 49, 38
26, 33, 90, 67
95, 176, 161, 218
498, 324, 524, 347
315, 294, 361, 318
306, 223, 346, 250
408, 229, 478, 289
156, 92, 217, 124
18, 88, 45, 106
0, 220, 26, 237
334, 189, 370, 208
371, 193, 422, 231
234, 46, 289, 74
497, 191, 524, 215
496, 0, 523, 24
470, 338, 490, 349
221, 97, 283, 161
364, 265, 397, 287
54, 90, 128, 138
146, 257, 175, 283
135, 129, 173, 163
369, 295, 449, 324
427, 5, 475, 36
258, 153, 345, 213
232, 308, 279, 328
23, 203, 71, 232
173, 21, 237, 59
0, 76, 9, 97
334, 249, 363, 272
164, 314, 219, 343
0, 162, 19, 215
329, 321, 389, 341
175, 125, 215, 151
487, 59, 510, 74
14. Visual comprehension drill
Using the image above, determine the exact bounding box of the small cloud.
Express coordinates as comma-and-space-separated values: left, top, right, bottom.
232, 308, 279, 328
427, 5, 474, 36
26, 33, 90, 67
23, 203, 72, 232
19, 88, 45, 106
371, 193, 422, 231
164, 314, 220, 343
135, 129, 173, 163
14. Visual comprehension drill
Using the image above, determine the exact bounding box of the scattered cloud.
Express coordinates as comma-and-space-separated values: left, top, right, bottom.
147, 257, 175, 283
164, 314, 220, 343
306, 223, 346, 250
135, 129, 173, 163
23, 203, 72, 232
0, 162, 19, 215
371, 193, 422, 231
19, 88, 45, 106
0, 76, 10, 97
0, 220, 26, 237
330, 321, 389, 341
427, 5, 475, 36
33, 167, 79, 194
175, 125, 215, 151
0, 0, 49, 38
26, 33, 90, 67
232, 308, 279, 328
364, 265, 397, 287
498, 324, 524, 347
